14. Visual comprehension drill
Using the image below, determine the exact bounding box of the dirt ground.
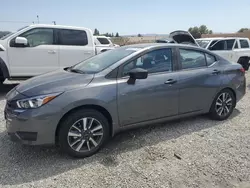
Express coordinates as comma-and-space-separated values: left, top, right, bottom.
0, 74, 250, 188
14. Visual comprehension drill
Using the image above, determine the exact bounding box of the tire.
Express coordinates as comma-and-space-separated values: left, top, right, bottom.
0, 71, 5, 85
238, 57, 250, 71
209, 89, 236, 121
58, 109, 110, 158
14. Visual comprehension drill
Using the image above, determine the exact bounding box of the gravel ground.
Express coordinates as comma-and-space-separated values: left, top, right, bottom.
0, 76, 250, 188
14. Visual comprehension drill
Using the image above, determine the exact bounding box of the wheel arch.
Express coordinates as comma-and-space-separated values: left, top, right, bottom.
55, 104, 113, 144
0, 57, 10, 79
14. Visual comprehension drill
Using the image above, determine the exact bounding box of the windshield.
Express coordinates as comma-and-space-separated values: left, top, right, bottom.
0, 26, 29, 40
71, 47, 140, 73
196, 40, 211, 48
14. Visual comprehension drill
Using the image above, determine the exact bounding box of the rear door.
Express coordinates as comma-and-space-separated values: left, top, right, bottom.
57, 29, 95, 68
177, 47, 223, 114
117, 48, 179, 126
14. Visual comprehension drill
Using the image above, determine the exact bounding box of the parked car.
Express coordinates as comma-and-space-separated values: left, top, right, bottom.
196, 37, 250, 70
94, 36, 120, 47
0, 24, 117, 84
155, 31, 199, 46
5, 43, 246, 158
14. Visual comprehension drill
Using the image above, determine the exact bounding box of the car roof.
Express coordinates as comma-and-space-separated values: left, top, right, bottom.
28, 24, 92, 31
123, 43, 197, 49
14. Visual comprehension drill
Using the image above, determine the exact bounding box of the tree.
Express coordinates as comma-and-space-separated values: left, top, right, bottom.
188, 25, 213, 38
115, 32, 119, 37
188, 27, 201, 39
138, 34, 142, 37
93, 28, 100, 36
111, 33, 114, 37
238, 28, 249, 33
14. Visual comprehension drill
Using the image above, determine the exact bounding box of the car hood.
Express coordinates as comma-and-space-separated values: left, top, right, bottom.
169, 30, 199, 46
15, 69, 94, 97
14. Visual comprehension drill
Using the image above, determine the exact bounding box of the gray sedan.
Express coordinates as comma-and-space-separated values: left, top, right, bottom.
4, 43, 246, 158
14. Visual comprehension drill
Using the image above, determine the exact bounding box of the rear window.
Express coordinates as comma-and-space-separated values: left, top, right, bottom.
97, 37, 110, 45
58, 29, 88, 46
240, 40, 249, 48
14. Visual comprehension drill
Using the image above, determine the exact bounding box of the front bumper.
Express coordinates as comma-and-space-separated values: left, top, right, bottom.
4, 101, 61, 145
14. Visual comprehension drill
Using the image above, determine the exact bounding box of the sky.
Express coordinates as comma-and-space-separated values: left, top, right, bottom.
1, 0, 250, 35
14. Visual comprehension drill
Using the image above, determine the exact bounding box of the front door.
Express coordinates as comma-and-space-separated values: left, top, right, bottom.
117, 48, 179, 126
7, 28, 59, 77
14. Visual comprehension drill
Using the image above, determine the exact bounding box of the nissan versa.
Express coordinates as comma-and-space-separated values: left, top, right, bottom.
5, 43, 246, 158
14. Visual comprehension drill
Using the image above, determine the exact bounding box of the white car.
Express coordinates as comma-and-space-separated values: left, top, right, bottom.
93, 36, 120, 54
196, 37, 250, 70
0, 24, 116, 84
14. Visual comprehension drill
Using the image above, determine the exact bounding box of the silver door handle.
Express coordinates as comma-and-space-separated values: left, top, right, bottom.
48, 50, 56, 54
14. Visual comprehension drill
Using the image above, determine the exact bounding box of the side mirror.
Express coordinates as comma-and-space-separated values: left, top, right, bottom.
15, 37, 28, 46
128, 68, 148, 80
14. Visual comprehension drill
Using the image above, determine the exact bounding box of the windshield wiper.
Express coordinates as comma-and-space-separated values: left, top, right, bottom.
67, 67, 86, 74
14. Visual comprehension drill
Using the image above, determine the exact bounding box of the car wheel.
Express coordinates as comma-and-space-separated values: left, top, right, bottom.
58, 109, 110, 158
210, 89, 236, 121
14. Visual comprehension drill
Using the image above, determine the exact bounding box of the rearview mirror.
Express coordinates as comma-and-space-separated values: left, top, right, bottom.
15, 37, 28, 46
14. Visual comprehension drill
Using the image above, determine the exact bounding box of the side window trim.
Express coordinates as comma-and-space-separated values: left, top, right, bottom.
9, 27, 55, 48
117, 47, 176, 78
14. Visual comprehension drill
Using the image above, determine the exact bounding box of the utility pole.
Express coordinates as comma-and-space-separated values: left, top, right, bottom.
37, 15, 39, 24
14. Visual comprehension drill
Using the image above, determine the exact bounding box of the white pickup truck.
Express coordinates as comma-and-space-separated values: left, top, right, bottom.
157, 31, 250, 71
196, 37, 250, 70
0, 24, 116, 84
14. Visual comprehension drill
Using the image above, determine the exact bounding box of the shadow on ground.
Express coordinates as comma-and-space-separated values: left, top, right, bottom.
0, 108, 241, 186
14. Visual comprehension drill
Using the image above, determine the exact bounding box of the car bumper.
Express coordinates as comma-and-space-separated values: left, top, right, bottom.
4, 102, 61, 145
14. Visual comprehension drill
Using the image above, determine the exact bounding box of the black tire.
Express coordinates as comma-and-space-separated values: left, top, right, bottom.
238, 57, 250, 71
58, 109, 110, 158
209, 89, 236, 121
0, 72, 4, 85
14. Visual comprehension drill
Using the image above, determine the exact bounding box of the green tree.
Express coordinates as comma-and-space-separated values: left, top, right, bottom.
238, 28, 249, 33
93, 28, 100, 36
188, 25, 213, 38
138, 34, 142, 37
111, 33, 114, 37
115, 32, 119, 37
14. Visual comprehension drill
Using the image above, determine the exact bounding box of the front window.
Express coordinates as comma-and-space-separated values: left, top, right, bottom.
196, 40, 211, 48
19, 28, 54, 47
122, 48, 172, 76
71, 47, 140, 74
240, 39, 249, 48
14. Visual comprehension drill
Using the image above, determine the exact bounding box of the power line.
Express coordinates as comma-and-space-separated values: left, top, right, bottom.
0, 20, 33, 23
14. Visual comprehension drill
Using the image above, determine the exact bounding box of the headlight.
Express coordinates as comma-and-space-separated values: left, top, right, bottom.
16, 92, 61, 109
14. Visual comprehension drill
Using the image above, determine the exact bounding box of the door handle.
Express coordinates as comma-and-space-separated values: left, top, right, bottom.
165, 79, 177, 85
48, 50, 56, 54
211, 69, 221, 75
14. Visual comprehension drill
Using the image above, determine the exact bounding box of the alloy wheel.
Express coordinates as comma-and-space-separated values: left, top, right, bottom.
215, 92, 233, 117
67, 117, 104, 152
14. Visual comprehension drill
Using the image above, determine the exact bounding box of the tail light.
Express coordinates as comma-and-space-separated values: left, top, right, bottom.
240, 68, 245, 73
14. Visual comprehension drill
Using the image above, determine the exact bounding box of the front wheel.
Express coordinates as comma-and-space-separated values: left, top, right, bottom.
58, 109, 110, 158
209, 89, 236, 121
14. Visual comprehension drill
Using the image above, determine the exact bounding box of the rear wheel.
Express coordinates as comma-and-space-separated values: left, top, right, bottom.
58, 109, 110, 158
209, 89, 236, 120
